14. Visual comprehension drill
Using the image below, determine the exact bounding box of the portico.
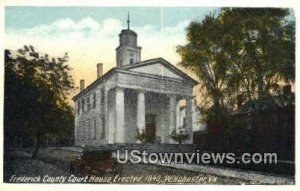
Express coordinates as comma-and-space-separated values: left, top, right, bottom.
104, 64, 195, 144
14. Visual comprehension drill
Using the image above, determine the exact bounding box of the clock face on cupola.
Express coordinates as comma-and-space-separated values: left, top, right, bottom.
116, 13, 142, 68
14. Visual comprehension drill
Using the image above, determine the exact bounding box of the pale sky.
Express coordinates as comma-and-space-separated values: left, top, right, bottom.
5, 7, 220, 97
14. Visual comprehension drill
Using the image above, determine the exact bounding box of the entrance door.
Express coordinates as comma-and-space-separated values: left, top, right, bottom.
145, 114, 156, 143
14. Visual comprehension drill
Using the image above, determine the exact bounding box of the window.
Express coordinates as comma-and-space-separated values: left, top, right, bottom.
82, 121, 85, 140
101, 115, 105, 139
130, 58, 134, 64
81, 122, 84, 140
77, 101, 80, 115
88, 120, 91, 140
82, 99, 85, 112
100, 88, 105, 103
85, 120, 89, 140
87, 96, 90, 111
78, 122, 81, 139
93, 92, 96, 108
93, 119, 97, 139
83, 121, 86, 140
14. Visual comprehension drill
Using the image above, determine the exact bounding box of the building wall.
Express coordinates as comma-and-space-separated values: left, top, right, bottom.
117, 46, 141, 67
124, 89, 137, 143
107, 89, 116, 143
145, 93, 170, 142
74, 83, 107, 147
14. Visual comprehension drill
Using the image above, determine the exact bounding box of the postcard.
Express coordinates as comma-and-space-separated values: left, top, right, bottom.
1, 1, 298, 191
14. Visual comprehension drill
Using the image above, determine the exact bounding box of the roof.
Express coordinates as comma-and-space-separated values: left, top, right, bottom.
233, 93, 295, 115
72, 68, 116, 101
119, 29, 137, 36
122, 58, 198, 84
73, 57, 198, 101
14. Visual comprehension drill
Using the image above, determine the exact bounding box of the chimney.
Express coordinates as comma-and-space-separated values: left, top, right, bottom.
283, 84, 291, 95
80, 79, 85, 91
97, 63, 103, 79
237, 94, 243, 109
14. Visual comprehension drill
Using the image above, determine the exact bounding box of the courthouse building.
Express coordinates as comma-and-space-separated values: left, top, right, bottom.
73, 19, 197, 146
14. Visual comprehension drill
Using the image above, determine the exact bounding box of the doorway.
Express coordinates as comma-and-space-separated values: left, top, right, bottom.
145, 114, 156, 143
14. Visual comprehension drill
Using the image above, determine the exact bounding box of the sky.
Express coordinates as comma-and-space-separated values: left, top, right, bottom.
5, 6, 220, 94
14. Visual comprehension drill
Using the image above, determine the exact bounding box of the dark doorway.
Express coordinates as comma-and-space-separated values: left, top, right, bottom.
145, 114, 156, 143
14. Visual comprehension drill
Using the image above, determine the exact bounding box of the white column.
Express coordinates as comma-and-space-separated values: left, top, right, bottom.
115, 88, 125, 143
169, 95, 177, 143
136, 91, 145, 142
176, 101, 181, 129
108, 91, 115, 144
186, 97, 193, 144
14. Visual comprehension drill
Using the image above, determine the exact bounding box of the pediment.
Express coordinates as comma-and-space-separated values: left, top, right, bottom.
128, 62, 183, 80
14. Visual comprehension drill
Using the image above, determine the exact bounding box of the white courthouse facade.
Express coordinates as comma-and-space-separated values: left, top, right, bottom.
73, 21, 197, 146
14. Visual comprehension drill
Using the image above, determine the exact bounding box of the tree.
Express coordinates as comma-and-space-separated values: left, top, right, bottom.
177, 13, 231, 126
221, 8, 295, 106
177, 8, 295, 114
5, 45, 75, 158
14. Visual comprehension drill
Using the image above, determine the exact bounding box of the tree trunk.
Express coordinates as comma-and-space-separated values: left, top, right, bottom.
257, 74, 264, 99
32, 132, 41, 159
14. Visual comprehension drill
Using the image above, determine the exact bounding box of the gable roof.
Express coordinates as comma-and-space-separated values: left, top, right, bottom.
122, 58, 198, 84
129, 62, 183, 80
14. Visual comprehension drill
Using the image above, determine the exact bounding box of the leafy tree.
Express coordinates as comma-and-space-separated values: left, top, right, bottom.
177, 8, 295, 117
5, 45, 75, 158
177, 13, 230, 126
221, 8, 295, 105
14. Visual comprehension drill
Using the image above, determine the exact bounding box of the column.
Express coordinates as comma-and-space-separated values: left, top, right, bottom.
176, 101, 181, 129
169, 95, 176, 143
186, 97, 193, 144
108, 90, 115, 144
115, 87, 125, 143
136, 91, 145, 143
